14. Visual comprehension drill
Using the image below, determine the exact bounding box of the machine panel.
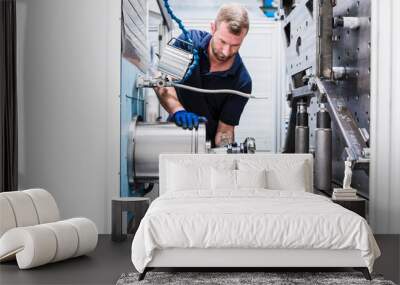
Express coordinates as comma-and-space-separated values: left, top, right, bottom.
330, 0, 370, 197
279, 0, 370, 198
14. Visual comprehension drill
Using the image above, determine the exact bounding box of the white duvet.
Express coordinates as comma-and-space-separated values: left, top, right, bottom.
131, 190, 380, 273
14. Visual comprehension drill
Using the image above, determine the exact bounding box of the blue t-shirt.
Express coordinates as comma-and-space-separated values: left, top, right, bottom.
173, 30, 252, 144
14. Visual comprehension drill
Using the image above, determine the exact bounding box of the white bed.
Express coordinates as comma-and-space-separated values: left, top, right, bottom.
131, 154, 380, 280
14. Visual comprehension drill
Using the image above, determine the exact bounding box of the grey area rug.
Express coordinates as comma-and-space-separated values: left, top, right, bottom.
116, 271, 396, 285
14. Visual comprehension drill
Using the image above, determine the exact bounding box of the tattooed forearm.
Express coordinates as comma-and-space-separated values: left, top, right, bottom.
215, 131, 234, 147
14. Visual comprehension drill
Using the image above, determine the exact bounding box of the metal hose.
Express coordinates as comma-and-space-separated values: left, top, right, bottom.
171, 83, 268, 99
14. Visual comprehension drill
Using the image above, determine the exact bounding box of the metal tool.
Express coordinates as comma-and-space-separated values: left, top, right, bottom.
244, 137, 256, 154
157, 38, 194, 81
210, 137, 257, 154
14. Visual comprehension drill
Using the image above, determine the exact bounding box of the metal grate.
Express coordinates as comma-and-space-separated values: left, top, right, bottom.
122, 0, 149, 72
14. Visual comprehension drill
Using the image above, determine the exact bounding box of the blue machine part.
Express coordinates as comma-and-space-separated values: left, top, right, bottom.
262, 0, 277, 18
120, 58, 145, 198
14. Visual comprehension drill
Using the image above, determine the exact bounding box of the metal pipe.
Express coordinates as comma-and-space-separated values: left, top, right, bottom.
171, 83, 268, 99
136, 76, 267, 99
333, 17, 361, 30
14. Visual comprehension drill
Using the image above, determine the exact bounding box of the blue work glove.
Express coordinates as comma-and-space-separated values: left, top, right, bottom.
170, 110, 207, 130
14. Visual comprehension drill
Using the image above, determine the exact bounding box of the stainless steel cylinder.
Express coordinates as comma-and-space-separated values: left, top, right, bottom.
314, 128, 332, 190
295, 126, 309, 153
128, 117, 206, 188
332, 66, 359, 80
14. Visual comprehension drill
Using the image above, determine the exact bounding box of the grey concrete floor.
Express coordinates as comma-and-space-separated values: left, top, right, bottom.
0, 235, 134, 285
1, 235, 399, 285
374, 235, 400, 284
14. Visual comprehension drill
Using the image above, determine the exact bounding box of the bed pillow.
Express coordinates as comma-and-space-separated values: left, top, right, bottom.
166, 162, 209, 192
236, 169, 268, 189
267, 161, 307, 191
211, 169, 268, 191
211, 168, 237, 191
166, 160, 235, 192
238, 159, 307, 191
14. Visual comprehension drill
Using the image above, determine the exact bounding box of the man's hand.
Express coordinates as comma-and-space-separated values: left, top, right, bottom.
170, 110, 207, 130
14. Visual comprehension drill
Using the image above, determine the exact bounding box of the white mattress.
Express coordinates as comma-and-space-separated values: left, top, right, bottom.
131, 190, 380, 273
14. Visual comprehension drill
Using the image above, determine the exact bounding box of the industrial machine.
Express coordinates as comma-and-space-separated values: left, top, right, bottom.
124, 0, 263, 193
127, 116, 257, 192
123, 0, 371, 199
278, 0, 371, 198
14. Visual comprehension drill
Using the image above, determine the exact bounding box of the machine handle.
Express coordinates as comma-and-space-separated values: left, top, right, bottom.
167, 37, 194, 53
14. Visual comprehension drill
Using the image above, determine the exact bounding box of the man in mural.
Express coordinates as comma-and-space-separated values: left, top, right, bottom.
154, 3, 252, 147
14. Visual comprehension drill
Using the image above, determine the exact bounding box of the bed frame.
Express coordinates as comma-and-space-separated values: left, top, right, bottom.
139, 248, 371, 280
137, 154, 372, 281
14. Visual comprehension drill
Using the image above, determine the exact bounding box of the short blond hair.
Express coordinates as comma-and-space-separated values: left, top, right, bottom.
215, 3, 249, 35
